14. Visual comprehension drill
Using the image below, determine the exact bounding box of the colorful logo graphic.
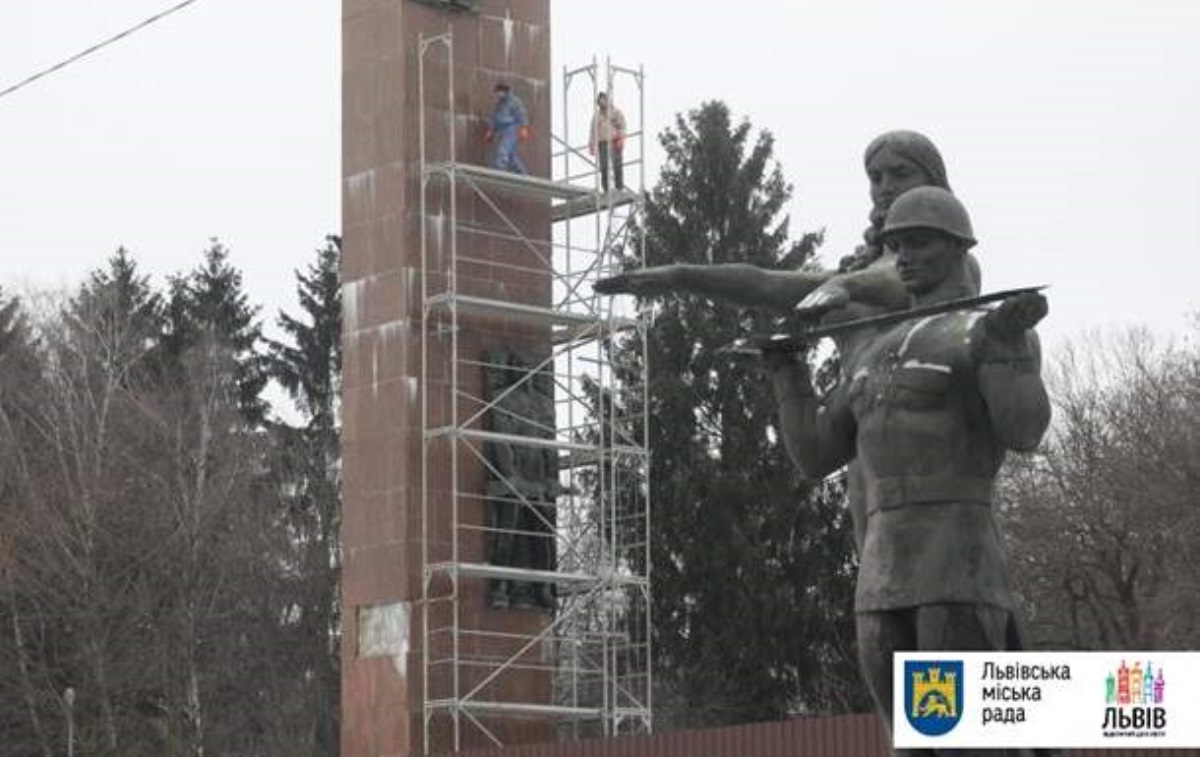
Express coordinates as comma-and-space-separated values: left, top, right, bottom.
905, 661, 963, 736
1106, 660, 1165, 706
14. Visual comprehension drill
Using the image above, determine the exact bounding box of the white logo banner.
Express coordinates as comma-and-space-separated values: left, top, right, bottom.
894, 651, 1200, 749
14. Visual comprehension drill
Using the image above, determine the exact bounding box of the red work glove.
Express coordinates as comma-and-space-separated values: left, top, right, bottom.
484, 127, 494, 144
613, 134, 625, 151
588, 142, 596, 156
519, 125, 532, 142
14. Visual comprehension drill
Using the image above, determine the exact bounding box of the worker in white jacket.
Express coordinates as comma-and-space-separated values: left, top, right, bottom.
588, 92, 626, 191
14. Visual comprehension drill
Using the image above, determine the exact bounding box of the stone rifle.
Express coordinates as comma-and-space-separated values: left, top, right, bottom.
721, 285, 1048, 356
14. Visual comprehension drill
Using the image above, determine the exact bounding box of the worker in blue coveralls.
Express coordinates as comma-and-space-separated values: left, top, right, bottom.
486, 81, 531, 174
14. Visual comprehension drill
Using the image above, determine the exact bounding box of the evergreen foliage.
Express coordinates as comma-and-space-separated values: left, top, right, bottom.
0, 286, 28, 358
611, 101, 867, 725
165, 239, 268, 426
66, 247, 165, 386
266, 235, 344, 755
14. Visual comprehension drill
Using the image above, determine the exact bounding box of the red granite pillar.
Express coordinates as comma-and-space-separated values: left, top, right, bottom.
341, 1, 552, 755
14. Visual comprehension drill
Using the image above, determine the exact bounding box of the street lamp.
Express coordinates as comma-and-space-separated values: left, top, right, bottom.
63, 687, 75, 757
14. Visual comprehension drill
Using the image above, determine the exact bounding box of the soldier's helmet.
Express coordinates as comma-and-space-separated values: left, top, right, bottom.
882, 186, 976, 248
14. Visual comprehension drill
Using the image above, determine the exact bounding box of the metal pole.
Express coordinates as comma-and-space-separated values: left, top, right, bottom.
418, 32, 431, 757
592, 56, 611, 737
563, 58, 577, 737
445, 30, 462, 755
64, 687, 75, 757
636, 62, 653, 732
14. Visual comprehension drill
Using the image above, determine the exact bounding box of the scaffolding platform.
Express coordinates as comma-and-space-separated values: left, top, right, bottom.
424, 161, 639, 221
552, 189, 640, 222
424, 427, 646, 460
426, 562, 646, 588
426, 161, 595, 201
426, 700, 605, 720
425, 292, 636, 343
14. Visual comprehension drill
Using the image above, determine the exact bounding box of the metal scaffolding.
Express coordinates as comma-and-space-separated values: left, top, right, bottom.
418, 33, 651, 754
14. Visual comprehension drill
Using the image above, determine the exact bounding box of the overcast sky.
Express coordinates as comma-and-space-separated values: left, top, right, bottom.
1, 0, 1197, 354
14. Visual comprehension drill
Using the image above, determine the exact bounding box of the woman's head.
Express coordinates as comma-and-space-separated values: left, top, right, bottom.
852, 130, 951, 262
864, 130, 950, 216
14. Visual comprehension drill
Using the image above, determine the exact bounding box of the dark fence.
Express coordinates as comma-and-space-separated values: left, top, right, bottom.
437, 712, 1200, 757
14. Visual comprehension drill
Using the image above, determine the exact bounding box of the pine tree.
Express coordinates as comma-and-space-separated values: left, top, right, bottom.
612, 101, 868, 725
266, 236, 343, 755
164, 239, 267, 425
0, 286, 28, 359
66, 247, 165, 386
271, 236, 342, 435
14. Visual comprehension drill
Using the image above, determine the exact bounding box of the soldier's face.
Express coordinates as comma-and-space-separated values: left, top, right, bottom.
887, 228, 963, 295
867, 148, 930, 213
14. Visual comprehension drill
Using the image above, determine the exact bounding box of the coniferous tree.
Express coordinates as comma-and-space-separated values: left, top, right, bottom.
0, 286, 27, 359
610, 101, 868, 725
66, 248, 165, 387
267, 235, 343, 756
165, 240, 268, 426
271, 236, 342, 434
0, 286, 44, 757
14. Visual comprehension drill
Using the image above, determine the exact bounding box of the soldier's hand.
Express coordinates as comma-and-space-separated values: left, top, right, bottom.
759, 345, 817, 405
795, 282, 849, 317
984, 291, 1048, 343
974, 292, 1047, 365
594, 268, 671, 296
594, 273, 633, 294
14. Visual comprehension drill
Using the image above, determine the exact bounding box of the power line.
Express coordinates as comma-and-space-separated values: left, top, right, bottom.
0, 0, 204, 103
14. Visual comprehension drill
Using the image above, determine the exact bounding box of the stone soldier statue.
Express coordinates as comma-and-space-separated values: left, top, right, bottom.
766, 186, 1051, 756
593, 130, 984, 556
592, 133, 1045, 745
593, 132, 1039, 650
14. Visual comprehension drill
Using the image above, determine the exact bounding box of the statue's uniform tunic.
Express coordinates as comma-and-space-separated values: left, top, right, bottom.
847, 309, 1010, 612
830, 310, 1025, 756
